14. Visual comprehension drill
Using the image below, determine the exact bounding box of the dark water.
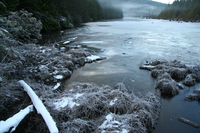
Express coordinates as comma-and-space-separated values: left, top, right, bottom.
154, 84, 200, 133
41, 18, 200, 133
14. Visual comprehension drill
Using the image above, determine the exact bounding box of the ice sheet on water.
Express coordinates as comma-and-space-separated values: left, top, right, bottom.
80, 41, 104, 44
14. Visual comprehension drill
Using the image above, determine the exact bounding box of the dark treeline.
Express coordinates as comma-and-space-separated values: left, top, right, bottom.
158, 0, 200, 21
97, 0, 124, 19
1, 0, 123, 31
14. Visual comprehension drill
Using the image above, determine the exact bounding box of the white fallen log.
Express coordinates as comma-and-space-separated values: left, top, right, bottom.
0, 105, 33, 133
18, 80, 59, 133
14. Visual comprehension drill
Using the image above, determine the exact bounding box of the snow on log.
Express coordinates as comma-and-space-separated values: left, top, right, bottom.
18, 80, 59, 133
0, 105, 33, 133
85, 55, 106, 63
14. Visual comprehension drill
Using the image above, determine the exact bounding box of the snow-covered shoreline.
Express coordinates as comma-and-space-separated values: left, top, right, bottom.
0, 35, 106, 132
1, 36, 200, 132
0, 36, 162, 132
1, 10, 199, 132
0, 9, 160, 132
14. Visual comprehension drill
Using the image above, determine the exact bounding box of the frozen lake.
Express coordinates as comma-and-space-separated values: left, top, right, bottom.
42, 17, 200, 132
63, 18, 200, 92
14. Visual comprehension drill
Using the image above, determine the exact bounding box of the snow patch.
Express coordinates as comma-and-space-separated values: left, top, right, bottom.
54, 75, 64, 80
85, 55, 106, 63
87, 55, 101, 61
52, 82, 61, 90
99, 113, 128, 133
109, 98, 118, 106
53, 70, 59, 75
63, 41, 70, 44
53, 93, 83, 109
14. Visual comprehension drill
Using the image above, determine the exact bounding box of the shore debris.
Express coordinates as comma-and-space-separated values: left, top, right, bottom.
178, 117, 200, 128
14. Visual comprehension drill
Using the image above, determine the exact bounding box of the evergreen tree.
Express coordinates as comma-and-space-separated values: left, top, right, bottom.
158, 0, 200, 21
1, 0, 123, 31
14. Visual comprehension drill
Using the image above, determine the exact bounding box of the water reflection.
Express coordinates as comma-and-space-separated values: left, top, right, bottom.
81, 63, 129, 76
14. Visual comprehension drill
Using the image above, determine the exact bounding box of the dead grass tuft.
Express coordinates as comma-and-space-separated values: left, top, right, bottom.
60, 119, 95, 133
185, 89, 200, 101
156, 73, 180, 96
43, 82, 160, 133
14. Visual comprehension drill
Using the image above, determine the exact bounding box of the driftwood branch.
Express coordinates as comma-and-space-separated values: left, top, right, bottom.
178, 117, 200, 128
18, 80, 59, 133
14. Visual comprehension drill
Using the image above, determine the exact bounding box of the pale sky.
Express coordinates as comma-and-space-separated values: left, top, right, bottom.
152, 0, 175, 4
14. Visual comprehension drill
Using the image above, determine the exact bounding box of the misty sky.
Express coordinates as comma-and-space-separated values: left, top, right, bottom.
152, 0, 175, 4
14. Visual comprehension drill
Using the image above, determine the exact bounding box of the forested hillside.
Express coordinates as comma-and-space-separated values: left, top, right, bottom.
105, 0, 167, 17
1, 0, 123, 31
158, 0, 200, 21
